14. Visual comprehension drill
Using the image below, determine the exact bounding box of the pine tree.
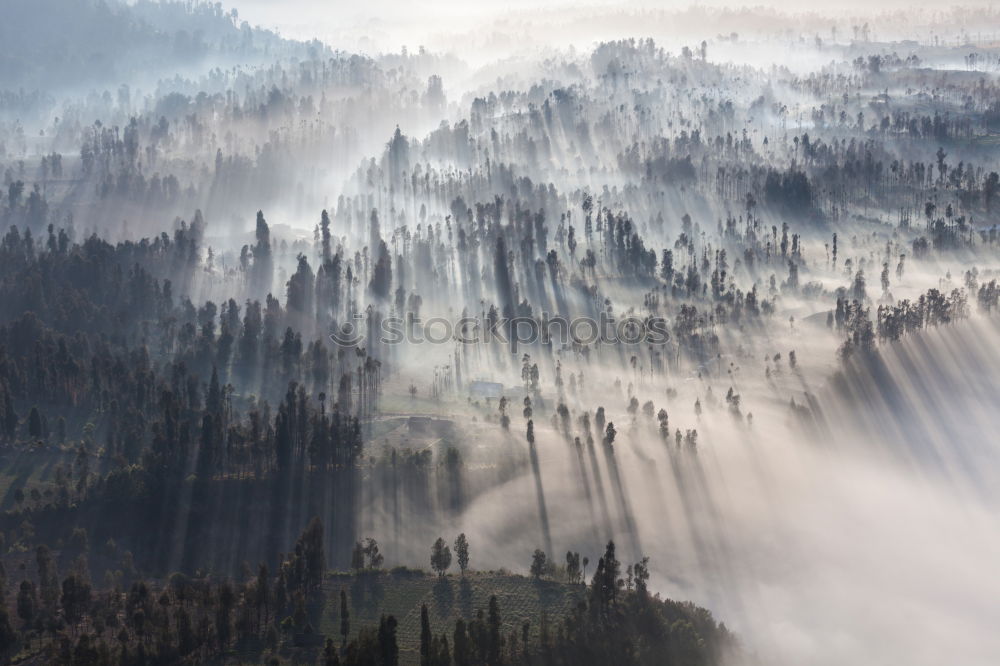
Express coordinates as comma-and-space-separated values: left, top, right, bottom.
454, 534, 470, 575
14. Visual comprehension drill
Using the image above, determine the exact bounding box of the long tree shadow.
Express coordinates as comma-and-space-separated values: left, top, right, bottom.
601, 441, 642, 560
432, 575, 454, 614
685, 449, 750, 624
528, 442, 554, 557
458, 576, 473, 618
350, 572, 385, 616
665, 447, 716, 586
572, 438, 601, 545
585, 437, 614, 540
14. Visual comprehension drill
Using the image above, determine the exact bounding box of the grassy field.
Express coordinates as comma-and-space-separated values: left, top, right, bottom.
6, 569, 586, 665
318, 570, 585, 663
0, 447, 74, 510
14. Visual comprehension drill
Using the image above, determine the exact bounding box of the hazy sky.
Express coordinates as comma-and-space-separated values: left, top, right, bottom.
225, 0, 991, 58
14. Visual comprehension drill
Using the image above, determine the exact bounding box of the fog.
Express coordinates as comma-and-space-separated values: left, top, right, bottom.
233, 0, 1000, 60
1, 0, 999, 664
352, 263, 1000, 665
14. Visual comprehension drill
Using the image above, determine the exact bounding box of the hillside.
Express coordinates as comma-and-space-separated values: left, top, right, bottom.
0, 0, 314, 105
318, 571, 583, 662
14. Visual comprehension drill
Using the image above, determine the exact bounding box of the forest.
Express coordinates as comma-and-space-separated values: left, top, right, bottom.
0, 0, 998, 664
